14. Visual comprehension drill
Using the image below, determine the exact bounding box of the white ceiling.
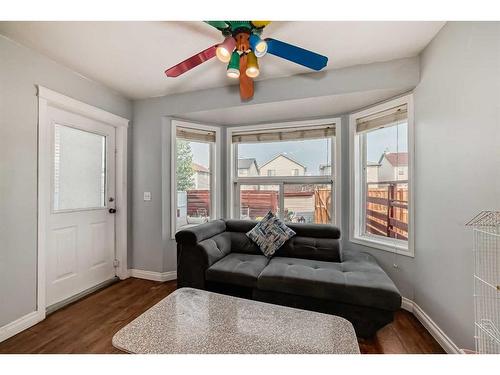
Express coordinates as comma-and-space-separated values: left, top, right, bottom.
0, 21, 444, 100
182, 88, 408, 126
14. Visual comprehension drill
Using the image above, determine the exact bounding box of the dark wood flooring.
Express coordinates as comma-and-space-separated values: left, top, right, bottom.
0, 278, 444, 354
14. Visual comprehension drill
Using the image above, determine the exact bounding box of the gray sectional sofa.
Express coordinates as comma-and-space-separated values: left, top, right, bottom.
175, 219, 401, 337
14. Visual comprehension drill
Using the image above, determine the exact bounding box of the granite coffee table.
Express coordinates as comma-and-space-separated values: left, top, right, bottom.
112, 287, 360, 354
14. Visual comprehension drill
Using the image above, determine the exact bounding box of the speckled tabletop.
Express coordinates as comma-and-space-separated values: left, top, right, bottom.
112, 287, 360, 354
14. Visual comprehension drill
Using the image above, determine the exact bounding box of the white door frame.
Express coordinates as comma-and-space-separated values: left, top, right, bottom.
37, 86, 129, 321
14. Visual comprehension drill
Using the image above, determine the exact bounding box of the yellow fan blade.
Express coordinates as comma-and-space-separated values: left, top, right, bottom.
251, 21, 271, 28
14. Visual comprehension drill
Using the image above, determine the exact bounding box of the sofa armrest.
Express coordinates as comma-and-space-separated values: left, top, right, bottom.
341, 250, 402, 311
175, 219, 226, 245
175, 220, 228, 289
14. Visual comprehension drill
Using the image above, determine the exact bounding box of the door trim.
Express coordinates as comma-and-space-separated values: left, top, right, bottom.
37, 86, 129, 322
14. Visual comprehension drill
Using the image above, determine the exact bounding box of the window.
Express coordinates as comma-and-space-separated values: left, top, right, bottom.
53, 124, 106, 211
350, 96, 413, 255
229, 119, 341, 225
172, 122, 219, 233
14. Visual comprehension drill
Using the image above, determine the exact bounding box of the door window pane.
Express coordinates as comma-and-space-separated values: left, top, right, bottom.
284, 184, 332, 224
53, 124, 106, 211
176, 139, 212, 230
239, 185, 279, 220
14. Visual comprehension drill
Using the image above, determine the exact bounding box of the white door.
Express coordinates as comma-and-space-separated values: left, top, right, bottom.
45, 106, 116, 307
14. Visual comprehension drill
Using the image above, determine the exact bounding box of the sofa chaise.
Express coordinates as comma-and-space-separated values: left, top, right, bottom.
175, 219, 401, 337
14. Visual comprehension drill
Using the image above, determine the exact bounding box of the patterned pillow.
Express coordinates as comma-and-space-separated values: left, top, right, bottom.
246, 211, 296, 257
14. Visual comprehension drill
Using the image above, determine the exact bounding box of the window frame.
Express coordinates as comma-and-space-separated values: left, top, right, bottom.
349, 94, 415, 257
227, 118, 342, 227
170, 119, 221, 236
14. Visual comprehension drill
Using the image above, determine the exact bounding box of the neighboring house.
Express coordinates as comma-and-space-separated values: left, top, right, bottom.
237, 158, 259, 177
366, 161, 381, 183
192, 162, 210, 189
319, 164, 332, 176
259, 153, 306, 177
377, 152, 408, 182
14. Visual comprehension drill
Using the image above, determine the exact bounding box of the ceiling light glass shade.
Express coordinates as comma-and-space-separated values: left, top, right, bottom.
249, 34, 268, 57
227, 51, 240, 78
246, 51, 259, 78
216, 36, 236, 63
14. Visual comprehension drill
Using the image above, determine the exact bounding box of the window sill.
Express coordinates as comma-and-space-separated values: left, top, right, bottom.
350, 235, 414, 258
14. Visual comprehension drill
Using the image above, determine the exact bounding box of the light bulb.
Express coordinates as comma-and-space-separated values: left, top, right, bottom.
246, 52, 260, 78
249, 34, 268, 58
227, 68, 240, 79
216, 37, 236, 63
227, 51, 240, 79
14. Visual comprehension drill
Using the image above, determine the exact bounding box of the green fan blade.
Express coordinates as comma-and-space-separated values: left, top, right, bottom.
204, 21, 229, 30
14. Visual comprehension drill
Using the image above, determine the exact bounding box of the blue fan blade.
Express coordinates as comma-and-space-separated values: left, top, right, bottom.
266, 38, 328, 71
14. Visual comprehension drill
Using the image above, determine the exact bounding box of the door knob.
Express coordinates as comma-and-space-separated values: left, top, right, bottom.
109, 208, 116, 214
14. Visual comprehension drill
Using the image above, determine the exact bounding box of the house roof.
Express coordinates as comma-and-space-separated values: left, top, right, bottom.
260, 153, 306, 170
192, 162, 209, 173
380, 152, 408, 167
238, 158, 258, 170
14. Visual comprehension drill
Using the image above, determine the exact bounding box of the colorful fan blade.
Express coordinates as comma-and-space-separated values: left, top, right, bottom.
204, 21, 229, 30
266, 38, 328, 71
251, 21, 271, 28
165, 45, 217, 77
239, 54, 254, 100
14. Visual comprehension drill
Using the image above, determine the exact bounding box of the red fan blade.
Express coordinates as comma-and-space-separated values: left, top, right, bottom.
165, 44, 217, 77
239, 54, 254, 100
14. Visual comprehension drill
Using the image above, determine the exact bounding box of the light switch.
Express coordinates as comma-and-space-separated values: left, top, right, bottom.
143, 192, 152, 201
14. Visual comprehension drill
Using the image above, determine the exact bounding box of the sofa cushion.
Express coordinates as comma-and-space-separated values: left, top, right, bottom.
228, 232, 262, 255
206, 253, 270, 288
274, 236, 342, 263
225, 219, 342, 262
256, 254, 401, 311
246, 212, 296, 257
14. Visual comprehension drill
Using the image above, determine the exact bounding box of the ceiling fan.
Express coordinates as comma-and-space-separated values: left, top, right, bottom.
165, 21, 329, 101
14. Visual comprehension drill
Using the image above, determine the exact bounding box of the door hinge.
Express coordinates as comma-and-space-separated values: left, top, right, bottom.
113, 259, 120, 268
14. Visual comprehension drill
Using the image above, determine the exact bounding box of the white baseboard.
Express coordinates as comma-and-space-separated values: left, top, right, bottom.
401, 297, 462, 354
129, 269, 177, 282
0, 310, 45, 343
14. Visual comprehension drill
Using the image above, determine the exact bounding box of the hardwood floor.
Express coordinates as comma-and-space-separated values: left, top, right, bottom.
0, 278, 444, 354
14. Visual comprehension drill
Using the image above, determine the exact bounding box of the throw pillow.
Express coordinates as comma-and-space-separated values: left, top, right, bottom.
246, 211, 296, 257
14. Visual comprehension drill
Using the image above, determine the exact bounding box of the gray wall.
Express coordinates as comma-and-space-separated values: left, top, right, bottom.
412, 22, 500, 350
0, 35, 132, 327
130, 57, 419, 274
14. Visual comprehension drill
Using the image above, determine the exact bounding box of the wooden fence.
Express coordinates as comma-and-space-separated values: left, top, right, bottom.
186, 190, 210, 217
314, 189, 332, 224
366, 181, 408, 240
240, 190, 279, 219
185, 189, 332, 223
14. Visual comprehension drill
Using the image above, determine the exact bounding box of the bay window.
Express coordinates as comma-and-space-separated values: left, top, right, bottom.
350, 95, 414, 255
228, 119, 341, 225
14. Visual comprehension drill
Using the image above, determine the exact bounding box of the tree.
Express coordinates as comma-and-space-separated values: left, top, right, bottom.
176, 140, 195, 191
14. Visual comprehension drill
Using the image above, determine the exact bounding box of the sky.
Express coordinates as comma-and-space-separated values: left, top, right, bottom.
187, 123, 408, 174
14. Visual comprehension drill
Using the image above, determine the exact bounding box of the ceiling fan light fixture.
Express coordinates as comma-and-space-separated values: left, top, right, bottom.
246, 51, 260, 78
249, 34, 268, 57
216, 36, 236, 63
227, 51, 240, 78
